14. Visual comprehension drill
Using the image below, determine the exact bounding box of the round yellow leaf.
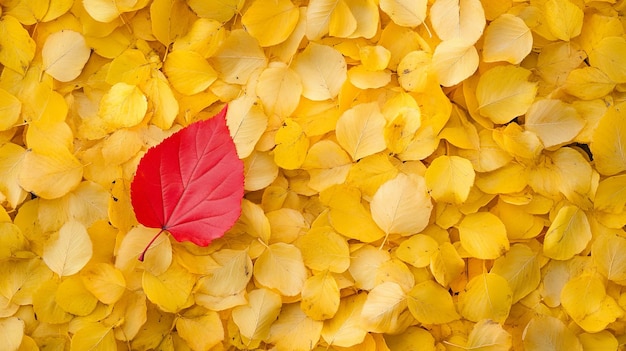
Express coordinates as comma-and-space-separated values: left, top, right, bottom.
543, 205, 591, 260
396, 234, 439, 268
476, 65, 537, 124
43, 221, 92, 277
98, 82, 148, 129
424, 155, 476, 204
69, 323, 116, 351
482, 14, 532, 64
525, 99, 584, 149
232, 288, 282, 347
432, 39, 479, 87
163, 50, 218, 95
0, 88, 21, 131
296, 226, 350, 273
254, 243, 307, 296
407, 280, 460, 324
241, 0, 299, 47
18, 149, 83, 200
301, 271, 340, 320
273, 118, 309, 170
380, 0, 427, 27
336, 102, 386, 161
55, 275, 98, 316
268, 303, 324, 351
142, 262, 195, 313
457, 212, 509, 259
80, 262, 126, 304
523, 315, 583, 351
458, 272, 512, 323
591, 104, 626, 176
430, 0, 485, 44
544, 0, 583, 41
42, 30, 91, 82
256, 62, 302, 118
321, 293, 368, 347
292, 43, 347, 101
0, 317, 24, 351
176, 311, 224, 351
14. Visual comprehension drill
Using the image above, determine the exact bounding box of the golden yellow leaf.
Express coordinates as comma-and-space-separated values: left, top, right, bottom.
465, 319, 512, 351
349, 244, 391, 290
458, 272, 512, 323
492, 122, 543, 160
563, 67, 615, 100
321, 293, 368, 347
543, 205, 591, 260
0, 15, 36, 75
0, 88, 21, 131
176, 309, 224, 351
397, 50, 432, 93
274, 118, 309, 170
115, 226, 172, 276
69, 323, 116, 351
336, 102, 386, 161
0, 316, 23, 351
243, 151, 279, 192
360, 45, 391, 71
130, 302, 175, 350
457, 212, 509, 259
360, 281, 408, 333
0, 257, 54, 306
256, 62, 302, 118
42, 30, 91, 82
407, 280, 460, 324
106, 291, 147, 341
379, 0, 427, 27
432, 39, 479, 87
424, 155, 475, 204
396, 234, 438, 268
592, 233, 626, 284
142, 262, 195, 313
150, 0, 195, 46
457, 129, 512, 172
195, 249, 252, 310
80, 262, 126, 304
188, 0, 244, 22
172, 18, 225, 58
33, 279, 72, 324
578, 331, 618, 351
370, 174, 432, 235
142, 72, 179, 130
43, 221, 92, 277
292, 43, 347, 101
232, 288, 282, 347
296, 226, 350, 273
301, 270, 340, 320
523, 315, 583, 351
476, 65, 537, 124
544, 0, 583, 41
241, 0, 299, 47
301, 140, 351, 191
226, 95, 268, 159
254, 242, 307, 296
320, 185, 386, 243
591, 104, 626, 176
98, 82, 148, 129
384, 327, 435, 351
305, 0, 347, 40
482, 14, 532, 64
525, 99, 584, 149
430, 242, 465, 287
561, 274, 624, 332
55, 275, 98, 316
209, 29, 268, 85
268, 303, 323, 351
82, 0, 137, 23
439, 104, 480, 150
327, 0, 356, 38
163, 50, 218, 95
535, 41, 585, 86
347, 65, 392, 89
0, 142, 27, 209
429, 0, 485, 44
491, 244, 541, 303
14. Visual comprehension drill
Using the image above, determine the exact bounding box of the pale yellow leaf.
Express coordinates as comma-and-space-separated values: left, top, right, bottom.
482, 14, 532, 64
254, 243, 307, 296
429, 0, 486, 44
476, 65, 537, 124
232, 288, 282, 346
432, 39, 479, 87
379, 0, 427, 27
458, 272, 512, 323
292, 43, 347, 101
43, 221, 92, 277
42, 30, 91, 82
241, 0, 299, 47
457, 212, 509, 259
336, 102, 386, 161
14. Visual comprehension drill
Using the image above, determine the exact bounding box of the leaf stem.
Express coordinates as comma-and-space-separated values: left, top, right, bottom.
138, 228, 165, 262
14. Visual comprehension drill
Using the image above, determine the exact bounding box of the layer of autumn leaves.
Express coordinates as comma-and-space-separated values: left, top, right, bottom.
2, 0, 626, 350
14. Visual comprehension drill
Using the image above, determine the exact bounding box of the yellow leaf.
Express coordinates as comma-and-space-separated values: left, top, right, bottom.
195, 249, 252, 310
432, 39, 479, 87
274, 118, 309, 170
430, 242, 465, 287
525, 99, 584, 149
176, 309, 224, 351
142, 262, 195, 313
544, 0, 583, 41
292, 43, 347, 101
0, 88, 21, 131
375, 259, 415, 293
384, 106, 422, 154
589, 36, 626, 83
465, 319, 512, 351
458, 272, 512, 323
82, 0, 138, 23
254, 243, 307, 296
493, 201, 543, 240
591, 104, 626, 175
348, 244, 391, 290
188, 0, 244, 22
439, 104, 480, 150
301, 140, 351, 192
543, 205, 591, 260
476, 65, 537, 124
360, 45, 391, 71
327, 0, 356, 38
0, 317, 23, 351
142, 72, 179, 130
0, 257, 54, 306
320, 185, 386, 243
243, 151, 279, 192
0, 15, 36, 75
106, 48, 150, 85
578, 331, 618, 351
241, 0, 299, 47
384, 327, 435, 351
0, 142, 27, 208
347, 65, 392, 89
69, 323, 116, 351
209, 29, 268, 85
150, 0, 195, 46
491, 244, 541, 303
296, 226, 350, 273
232, 288, 282, 347
396, 234, 439, 268
42, 30, 91, 82
98, 82, 148, 129
595, 175, 626, 214
256, 62, 302, 118
336, 102, 386, 161
522, 315, 583, 351
407, 280, 460, 324
163, 50, 218, 95
80, 263, 126, 304
301, 270, 340, 320
33, 279, 72, 324
345, 153, 398, 198
563, 67, 615, 100
226, 95, 268, 159
424, 155, 476, 204
535, 41, 586, 86
305, 0, 347, 40
172, 18, 225, 58
492, 122, 543, 160
106, 291, 147, 341
130, 303, 175, 350
457, 212, 509, 259
360, 281, 408, 333
397, 50, 432, 93
370, 173, 432, 235
482, 14, 532, 64
561, 274, 624, 332
592, 233, 626, 284
55, 275, 98, 316
429, 0, 485, 44
379, 0, 427, 27
43, 221, 92, 277
0, 223, 28, 258
457, 129, 512, 173
321, 293, 368, 347
268, 303, 323, 351
343, 0, 378, 39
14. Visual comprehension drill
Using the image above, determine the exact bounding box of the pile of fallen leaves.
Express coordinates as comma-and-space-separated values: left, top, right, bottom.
1, 0, 626, 350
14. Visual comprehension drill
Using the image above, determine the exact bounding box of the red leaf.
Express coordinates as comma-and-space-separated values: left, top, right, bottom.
131, 106, 244, 259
